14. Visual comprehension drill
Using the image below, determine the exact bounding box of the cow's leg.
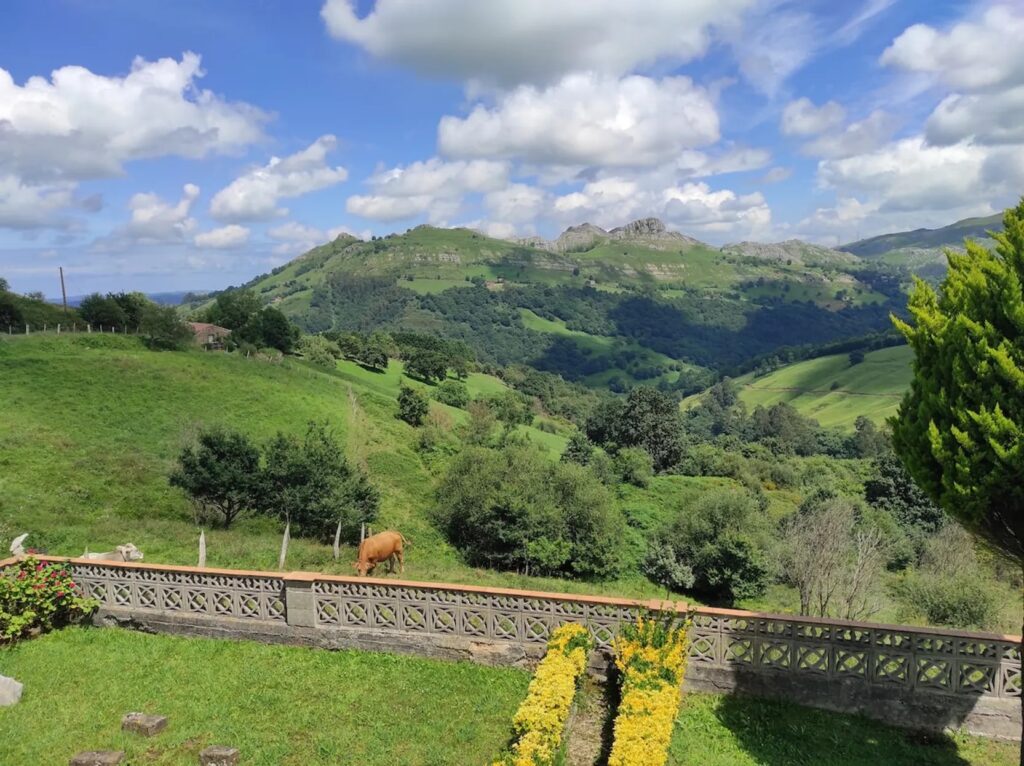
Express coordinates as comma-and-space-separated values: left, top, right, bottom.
395, 547, 404, 575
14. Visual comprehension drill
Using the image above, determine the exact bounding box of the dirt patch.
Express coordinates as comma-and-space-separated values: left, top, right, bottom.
564, 676, 618, 766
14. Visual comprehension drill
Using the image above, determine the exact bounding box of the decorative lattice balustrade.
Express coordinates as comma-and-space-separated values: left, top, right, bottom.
4, 557, 1019, 712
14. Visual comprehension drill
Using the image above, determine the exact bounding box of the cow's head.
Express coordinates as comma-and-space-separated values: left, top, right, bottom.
352, 560, 374, 577
117, 543, 144, 562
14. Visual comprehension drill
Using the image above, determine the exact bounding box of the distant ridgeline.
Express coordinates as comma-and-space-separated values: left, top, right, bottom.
181, 217, 915, 394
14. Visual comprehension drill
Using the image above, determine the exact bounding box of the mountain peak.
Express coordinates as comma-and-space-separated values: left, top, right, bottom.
609, 217, 666, 238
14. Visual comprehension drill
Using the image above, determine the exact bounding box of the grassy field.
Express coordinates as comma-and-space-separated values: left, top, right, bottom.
0, 332, 716, 601
731, 345, 913, 428
1, 627, 1016, 766
0, 627, 529, 765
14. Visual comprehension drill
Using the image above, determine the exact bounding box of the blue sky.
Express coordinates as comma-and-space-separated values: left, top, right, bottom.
1, 0, 1021, 295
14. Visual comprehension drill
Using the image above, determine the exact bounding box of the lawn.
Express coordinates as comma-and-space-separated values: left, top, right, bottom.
0, 627, 529, 765
1, 627, 1014, 766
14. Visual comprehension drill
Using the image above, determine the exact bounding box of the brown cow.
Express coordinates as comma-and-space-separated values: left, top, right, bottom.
353, 530, 409, 577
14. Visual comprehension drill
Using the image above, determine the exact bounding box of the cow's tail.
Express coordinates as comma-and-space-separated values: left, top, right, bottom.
401, 533, 412, 547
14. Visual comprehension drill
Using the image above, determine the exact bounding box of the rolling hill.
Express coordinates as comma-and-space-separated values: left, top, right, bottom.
183, 218, 905, 393
727, 344, 913, 429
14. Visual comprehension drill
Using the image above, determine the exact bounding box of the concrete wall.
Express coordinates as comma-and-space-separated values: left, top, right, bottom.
10, 556, 1020, 740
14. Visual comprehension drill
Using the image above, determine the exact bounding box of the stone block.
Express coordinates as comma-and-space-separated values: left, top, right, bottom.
69, 752, 124, 766
0, 675, 23, 706
199, 745, 240, 765
121, 712, 168, 737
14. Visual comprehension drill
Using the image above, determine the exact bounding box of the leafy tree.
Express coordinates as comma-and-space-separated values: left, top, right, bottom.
403, 349, 448, 383
644, 488, 769, 604
864, 451, 944, 548
0, 291, 22, 328
110, 292, 149, 328
561, 431, 593, 466
397, 384, 429, 426
79, 293, 128, 328
258, 422, 378, 541
890, 199, 1024, 564
587, 386, 684, 471
205, 289, 262, 330
357, 334, 389, 370
140, 303, 193, 350
0, 277, 8, 292
460, 399, 497, 445
487, 390, 534, 432
848, 349, 866, 365
851, 415, 888, 458
298, 334, 341, 368
169, 427, 261, 528
433, 380, 469, 408
236, 307, 298, 353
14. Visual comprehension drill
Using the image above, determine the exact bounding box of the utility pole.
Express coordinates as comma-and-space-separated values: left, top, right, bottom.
59, 267, 68, 315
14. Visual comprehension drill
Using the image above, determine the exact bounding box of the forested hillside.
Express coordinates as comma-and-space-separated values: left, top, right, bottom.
183, 219, 907, 393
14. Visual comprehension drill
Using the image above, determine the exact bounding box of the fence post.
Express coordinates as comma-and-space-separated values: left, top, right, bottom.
25, 324, 29, 335
57, 323, 61, 335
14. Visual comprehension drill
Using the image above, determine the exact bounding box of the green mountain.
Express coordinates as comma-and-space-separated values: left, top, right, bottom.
186, 219, 905, 393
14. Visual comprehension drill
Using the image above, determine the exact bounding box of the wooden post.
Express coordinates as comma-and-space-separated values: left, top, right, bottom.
360, 523, 366, 544
57, 323, 61, 335
333, 520, 342, 561
59, 266, 68, 315
25, 324, 29, 335
198, 530, 207, 568
278, 522, 290, 570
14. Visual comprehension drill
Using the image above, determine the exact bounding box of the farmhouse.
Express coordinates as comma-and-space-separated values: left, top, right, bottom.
187, 321, 231, 350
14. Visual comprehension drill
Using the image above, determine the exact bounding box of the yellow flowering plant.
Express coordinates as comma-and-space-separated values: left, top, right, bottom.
607, 614, 690, 766
495, 622, 593, 766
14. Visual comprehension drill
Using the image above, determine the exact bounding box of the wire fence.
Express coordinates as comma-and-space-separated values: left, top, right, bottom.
5, 322, 141, 336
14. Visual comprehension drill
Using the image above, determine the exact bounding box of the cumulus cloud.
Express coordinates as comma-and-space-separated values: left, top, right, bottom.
926, 85, 1024, 147
880, 5, 1024, 91
439, 74, 719, 167
194, 224, 250, 249
93, 184, 200, 251
803, 111, 898, 159
0, 176, 77, 229
346, 158, 508, 222
780, 98, 846, 136
0, 53, 266, 184
761, 166, 792, 183
484, 184, 549, 224
267, 220, 368, 255
210, 135, 348, 222
321, 0, 751, 87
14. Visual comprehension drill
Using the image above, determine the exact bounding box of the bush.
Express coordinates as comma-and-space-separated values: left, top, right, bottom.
0, 558, 97, 641
170, 427, 262, 528
298, 334, 341, 368
436, 444, 625, 579
433, 380, 469, 408
643, 488, 769, 603
258, 422, 379, 541
615, 447, 653, 488
897, 572, 1000, 630
561, 431, 593, 465
398, 384, 430, 426
140, 303, 193, 350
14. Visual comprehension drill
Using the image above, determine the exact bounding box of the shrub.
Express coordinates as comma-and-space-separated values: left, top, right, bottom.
0, 558, 98, 641
397, 384, 430, 426
170, 427, 262, 528
494, 623, 593, 766
608, 615, 690, 766
139, 303, 193, 350
897, 572, 1000, 630
297, 334, 341, 368
561, 431, 593, 465
258, 422, 379, 541
615, 447, 653, 488
643, 488, 769, 603
433, 380, 469, 408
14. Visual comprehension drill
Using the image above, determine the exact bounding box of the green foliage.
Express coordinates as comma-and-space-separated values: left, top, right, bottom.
897, 571, 1000, 631
0, 558, 97, 641
486, 390, 534, 431
236, 307, 299, 353
435, 444, 624, 579
865, 451, 943, 554
169, 427, 262, 528
79, 293, 128, 328
0, 290, 23, 327
645, 488, 770, 603
433, 379, 469, 408
397, 384, 430, 426
615, 447, 653, 488
561, 431, 593, 465
204, 289, 263, 330
259, 422, 379, 541
403, 348, 449, 383
139, 303, 193, 350
891, 198, 1024, 562
298, 334, 341, 368
587, 386, 684, 471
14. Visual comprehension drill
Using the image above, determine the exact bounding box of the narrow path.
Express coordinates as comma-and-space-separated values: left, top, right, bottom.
564, 676, 617, 766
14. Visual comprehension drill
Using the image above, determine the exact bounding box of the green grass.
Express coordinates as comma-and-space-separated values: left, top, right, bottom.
0, 627, 529, 765
731, 345, 913, 429
668, 693, 1019, 766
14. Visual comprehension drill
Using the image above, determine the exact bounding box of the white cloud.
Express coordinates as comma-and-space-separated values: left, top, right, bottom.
926, 85, 1024, 147
728, 5, 820, 96
210, 135, 348, 222
267, 220, 368, 255
321, 0, 752, 87
484, 184, 549, 223
0, 53, 266, 184
780, 98, 846, 136
0, 176, 77, 229
439, 74, 719, 167
93, 184, 199, 250
346, 158, 508, 222
762, 166, 792, 183
880, 5, 1024, 91
803, 111, 898, 159
194, 224, 250, 249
